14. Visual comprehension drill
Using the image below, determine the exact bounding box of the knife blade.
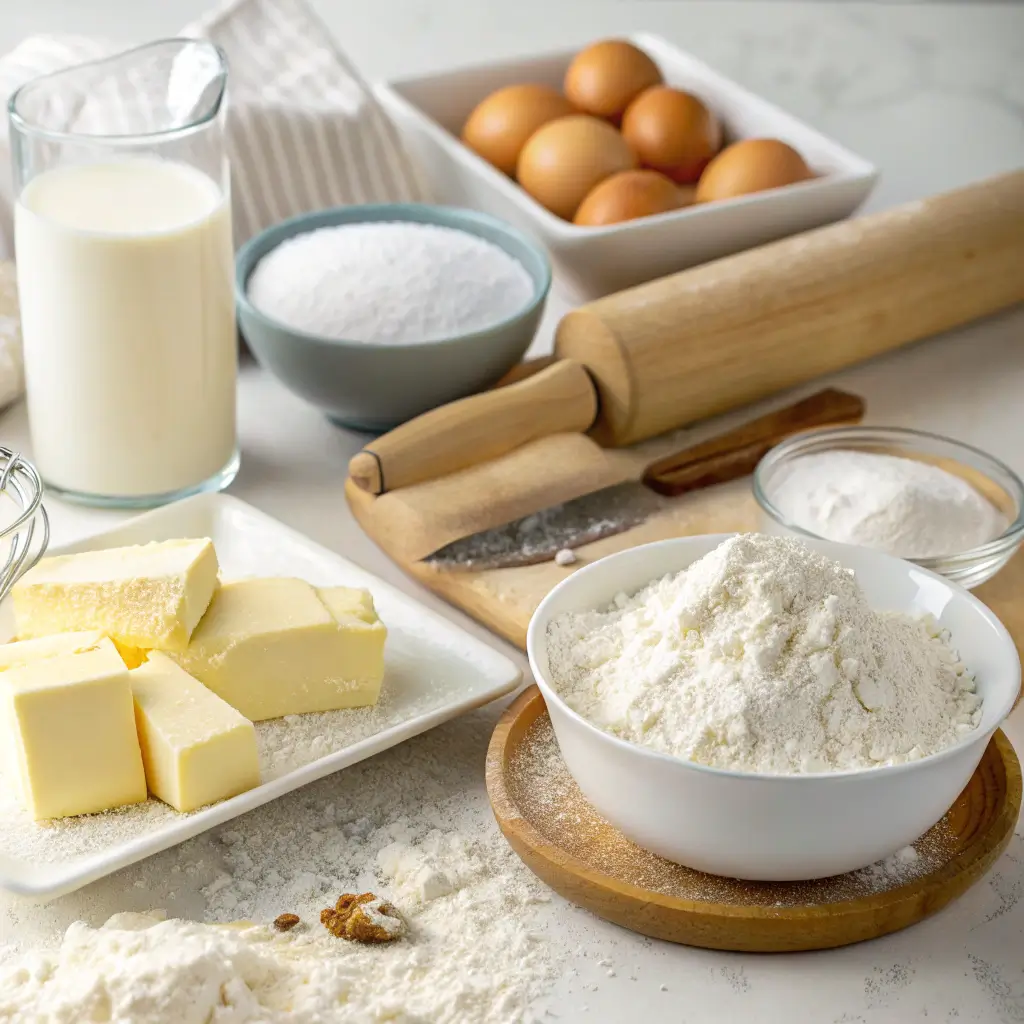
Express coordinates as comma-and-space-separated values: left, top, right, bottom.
423, 481, 671, 571
424, 388, 864, 571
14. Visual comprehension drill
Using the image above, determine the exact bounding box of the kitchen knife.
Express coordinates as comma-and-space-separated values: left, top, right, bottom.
424, 388, 864, 571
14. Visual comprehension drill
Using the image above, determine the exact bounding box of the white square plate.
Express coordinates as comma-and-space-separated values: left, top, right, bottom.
0, 494, 521, 901
376, 33, 878, 297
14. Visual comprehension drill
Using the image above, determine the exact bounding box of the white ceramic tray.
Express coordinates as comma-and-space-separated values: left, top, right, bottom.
376, 32, 878, 298
0, 494, 521, 901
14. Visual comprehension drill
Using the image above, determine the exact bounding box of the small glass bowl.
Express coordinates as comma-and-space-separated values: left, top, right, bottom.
753, 426, 1024, 589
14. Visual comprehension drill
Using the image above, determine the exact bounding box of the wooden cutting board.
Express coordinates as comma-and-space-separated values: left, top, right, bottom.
346, 435, 1024, 678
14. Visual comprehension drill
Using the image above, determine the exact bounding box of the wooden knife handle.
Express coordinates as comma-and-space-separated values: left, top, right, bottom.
349, 360, 598, 495
642, 388, 865, 497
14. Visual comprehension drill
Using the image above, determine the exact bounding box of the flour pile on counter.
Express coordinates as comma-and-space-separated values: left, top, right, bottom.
247, 221, 534, 344
546, 534, 982, 772
0, 804, 557, 1022
767, 450, 1006, 557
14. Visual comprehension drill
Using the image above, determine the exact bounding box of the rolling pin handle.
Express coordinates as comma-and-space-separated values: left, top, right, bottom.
349, 450, 385, 496
347, 360, 599, 495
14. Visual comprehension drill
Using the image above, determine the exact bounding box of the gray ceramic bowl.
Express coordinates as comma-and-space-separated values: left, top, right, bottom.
236, 203, 551, 432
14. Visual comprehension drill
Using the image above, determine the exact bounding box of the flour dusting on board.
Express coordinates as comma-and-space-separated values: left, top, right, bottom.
508, 715, 959, 906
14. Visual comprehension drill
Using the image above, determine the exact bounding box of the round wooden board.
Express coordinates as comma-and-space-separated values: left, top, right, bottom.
486, 685, 1022, 953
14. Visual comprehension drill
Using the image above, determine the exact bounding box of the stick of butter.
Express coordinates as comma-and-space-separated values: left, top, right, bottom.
171, 578, 386, 721
0, 638, 147, 819
131, 652, 261, 813
12, 539, 220, 651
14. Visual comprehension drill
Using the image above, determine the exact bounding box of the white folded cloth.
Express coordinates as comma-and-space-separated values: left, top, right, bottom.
0, 0, 433, 409
0, 264, 23, 412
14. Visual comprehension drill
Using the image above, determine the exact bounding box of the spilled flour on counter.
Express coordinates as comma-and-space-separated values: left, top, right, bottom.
0, 833, 552, 1024
547, 534, 983, 773
0, 718, 560, 1023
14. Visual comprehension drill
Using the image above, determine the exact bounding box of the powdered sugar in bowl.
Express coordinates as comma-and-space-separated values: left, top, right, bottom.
754, 426, 1024, 589
527, 534, 1020, 881
236, 204, 551, 431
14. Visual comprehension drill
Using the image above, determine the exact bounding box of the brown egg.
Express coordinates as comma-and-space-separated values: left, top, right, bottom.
516, 115, 638, 220
574, 169, 687, 226
696, 138, 813, 202
621, 86, 722, 184
461, 84, 577, 177
564, 40, 663, 121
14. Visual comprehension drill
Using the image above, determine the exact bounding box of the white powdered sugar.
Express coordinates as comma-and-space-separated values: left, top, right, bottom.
0, 717, 561, 1023
547, 534, 983, 773
247, 222, 535, 344
767, 449, 1006, 558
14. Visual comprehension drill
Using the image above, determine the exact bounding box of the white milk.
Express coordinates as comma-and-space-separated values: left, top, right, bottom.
15, 158, 237, 500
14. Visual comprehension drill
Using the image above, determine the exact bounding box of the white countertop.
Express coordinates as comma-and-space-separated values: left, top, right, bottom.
1, 2, 1023, 1021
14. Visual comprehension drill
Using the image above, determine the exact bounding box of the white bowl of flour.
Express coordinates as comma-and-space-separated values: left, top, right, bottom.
527, 533, 1020, 881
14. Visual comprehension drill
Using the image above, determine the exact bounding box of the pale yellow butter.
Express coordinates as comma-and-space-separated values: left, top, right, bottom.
0, 638, 147, 819
171, 578, 386, 721
131, 652, 260, 813
12, 538, 219, 651
0, 632, 108, 802
0, 631, 107, 671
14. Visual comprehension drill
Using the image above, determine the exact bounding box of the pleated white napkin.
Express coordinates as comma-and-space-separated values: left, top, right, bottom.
0, 0, 432, 408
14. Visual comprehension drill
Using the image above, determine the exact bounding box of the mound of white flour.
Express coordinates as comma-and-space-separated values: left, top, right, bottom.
0, 826, 555, 1023
547, 534, 983, 773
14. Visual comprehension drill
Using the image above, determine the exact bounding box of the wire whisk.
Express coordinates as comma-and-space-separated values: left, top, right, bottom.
0, 447, 49, 602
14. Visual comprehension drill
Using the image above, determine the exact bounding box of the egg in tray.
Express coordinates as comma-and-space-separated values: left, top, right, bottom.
460, 39, 813, 227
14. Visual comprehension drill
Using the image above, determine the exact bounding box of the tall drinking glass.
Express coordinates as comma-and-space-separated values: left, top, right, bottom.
9, 39, 238, 507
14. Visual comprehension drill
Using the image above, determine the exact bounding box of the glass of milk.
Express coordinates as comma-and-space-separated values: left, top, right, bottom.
9, 39, 238, 507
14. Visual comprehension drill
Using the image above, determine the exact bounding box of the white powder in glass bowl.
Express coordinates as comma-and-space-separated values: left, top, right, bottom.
766, 449, 1006, 558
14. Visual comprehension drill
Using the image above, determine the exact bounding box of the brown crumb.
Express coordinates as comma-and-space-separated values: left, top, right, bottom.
320, 892, 406, 943
273, 913, 301, 932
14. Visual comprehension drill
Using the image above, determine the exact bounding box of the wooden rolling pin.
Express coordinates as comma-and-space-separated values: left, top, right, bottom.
557, 168, 1024, 447
352, 170, 1024, 492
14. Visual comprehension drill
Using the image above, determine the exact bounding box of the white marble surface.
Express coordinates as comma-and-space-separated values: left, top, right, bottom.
1, 2, 1023, 1022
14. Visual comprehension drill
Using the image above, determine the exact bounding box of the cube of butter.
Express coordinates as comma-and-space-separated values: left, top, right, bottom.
0, 631, 107, 671
0, 632, 105, 801
171, 578, 386, 721
12, 538, 219, 652
0, 638, 147, 819
131, 652, 261, 813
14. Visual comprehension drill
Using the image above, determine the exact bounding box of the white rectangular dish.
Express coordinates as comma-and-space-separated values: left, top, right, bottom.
0, 493, 522, 901
376, 33, 878, 298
